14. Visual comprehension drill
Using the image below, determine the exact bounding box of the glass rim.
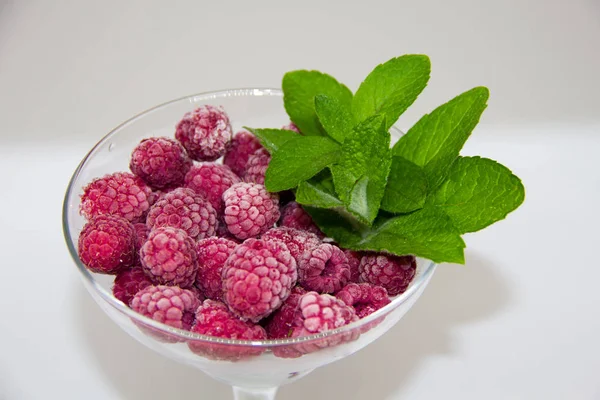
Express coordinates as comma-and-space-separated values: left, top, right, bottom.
62, 87, 437, 347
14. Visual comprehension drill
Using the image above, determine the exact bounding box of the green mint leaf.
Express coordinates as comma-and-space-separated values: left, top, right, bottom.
244, 127, 298, 153
282, 70, 353, 136
392, 86, 489, 190
330, 114, 392, 224
428, 156, 525, 233
264, 136, 341, 192
353, 55, 431, 129
314, 94, 355, 143
381, 156, 428, 214
295, 169, 344, 208
306, 207, 465, 264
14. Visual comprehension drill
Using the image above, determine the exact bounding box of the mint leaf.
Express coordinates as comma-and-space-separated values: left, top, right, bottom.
282, 70, 353, 136
295, 169, 344, 208
244, 127, 298, 153
306, 207, 465, 264
331, 115, 392, 224
264, 136, 340, 192
381, 156, 428, 214
428, 156, 525, 233
353, 55, 431, 129
314, 94, 355, 143
393, 87, 489, 190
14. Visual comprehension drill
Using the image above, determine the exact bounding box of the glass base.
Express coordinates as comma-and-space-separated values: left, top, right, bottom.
233, 386, 278, 400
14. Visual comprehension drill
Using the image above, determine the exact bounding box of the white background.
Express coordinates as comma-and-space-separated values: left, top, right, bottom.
1, 1, 599, 399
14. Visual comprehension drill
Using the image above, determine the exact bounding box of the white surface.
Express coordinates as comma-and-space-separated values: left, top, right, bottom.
1, 1, 599, 399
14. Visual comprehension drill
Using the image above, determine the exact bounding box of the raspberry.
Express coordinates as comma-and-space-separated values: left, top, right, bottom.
223, 182, 280, 240
188, 285, 206, 302
279, 201, 323, 237
261, 227, 321, 263
133, 223, 150, 252
131, 285, 200, 330
223, 130, 264, 177
129, 137, 192, 189
184, 163, 241, 214
243, 148, 270, 185
359, 254, 417, 296
146, 187, 217, 240
263, 286, 307, 339
188, 300, 267, 361
112, 266, 153, 305
140, 227, 198, 287
343, 250, 363, 283
222, 238, 297, 322
297, 243, 350, 294
80, 172, 153, 222
282, 122, 301, 134
175, 105, 232, 161
335, 283, 390, 319
78, 215, 136, 274
215, 220, 242, 242
195, 237, 238, 301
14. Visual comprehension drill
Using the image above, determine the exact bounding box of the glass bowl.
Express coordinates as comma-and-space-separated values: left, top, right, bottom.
62, 88, 437, 400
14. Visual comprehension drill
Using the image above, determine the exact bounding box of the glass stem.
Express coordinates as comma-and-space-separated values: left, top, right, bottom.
232, 386, 278, 400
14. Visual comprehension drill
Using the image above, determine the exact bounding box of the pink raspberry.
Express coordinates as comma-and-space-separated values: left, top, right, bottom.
359, 254, 417, 296
223, 182, 280, 240
175, 105, 232, 161
195, 237, 238, 301
262, 227, 321, 263
223, 130, 264, 177
282, 122, 301, 134
343, 250, 364, 283
131, 285, 200, 330
80, 172, 153, 222
140, 227, 198, 287
297, 243, 350, 294
264, 286, 307, 339
184, 163, 241, 214
243, 148, 270, 185
133, 223, 150, 252
78, 215, 136, 274
215, 220, 242, 243
335, 283, 390, 319
279, 201, 323, 237
146, 187, 217, 240
188, 300, 267, 360
112, 266, 153, 305
222, 238, 297, 322
129, 137, 192, 189
188, 285, 206, 302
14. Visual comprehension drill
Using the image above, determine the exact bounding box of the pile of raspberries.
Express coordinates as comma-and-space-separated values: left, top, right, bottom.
77, 105, 417, 358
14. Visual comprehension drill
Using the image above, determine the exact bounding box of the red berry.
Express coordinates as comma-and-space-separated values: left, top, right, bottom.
264, 286, 307, 339
140, 227, 198, 287
359, 254, 416, 296
223, 130, 264, 177
146, 187, 217, 240
131, 285, 200, 330
222, 238, 297, 322
243, 148, 270, 185
133, 223, 150, 253
175, 105, 232, 161
335, 283, 390, 319
129, 137, 192, 189
195, 237, 238, 301
282, 122, 301, 134
78, 215, 136, 274
112, 266, 153, 305
223, 182, 280, 240
80, 172, 153, 222
184, 163, 241, 214
343, 250, 363, 283
279, 201, 323, 237
297, 243, 351, 294
261, 227, 321, 263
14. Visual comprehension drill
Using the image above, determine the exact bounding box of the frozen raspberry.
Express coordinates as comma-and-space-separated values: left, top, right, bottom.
112, 266, 153, 305
223, 130, 264, 177
243, 148, 270, 185
282, 122, 301, 134
297, 243, 350, 294
188, 285, 206, 302
222, 238, 297, 322
279, 201, 323, 236
223, 182, 280, 240
133, 223, 150, 252
335, 283, 390, 319
131, 285, 200, 330
264, 286, 307, 339
78, 215, 136, 274
175, 105, 232, 161
359, 254, 417, 296
215, 220, 242, 242
146, 187, 217, 240
188, 300, 267, 360
343, 250, 363, 283
80, 172, 153, 222
262, 227, 321, 263
129, 137, 192, 189
184, 163, 241, 214
195, 237, 237, 301
140, 227, 198, 287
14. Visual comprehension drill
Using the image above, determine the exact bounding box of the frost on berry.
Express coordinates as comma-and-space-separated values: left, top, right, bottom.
359, 254, 417, 296
282, 122, 301, 134
223, 130, 264, 177
263, 286, 307, 339
129, 137, 192, 189
261, 227, 321, 263
343, 249, 364, 283
243, 148, 270, 185
335, 283, 390, 319
113, 266, 153, 305
279, 201, 323, 237
195, 237, 238, 301
175, 105, 233, 161
223, 182, 280, 240
297, 243, 351, 294
184, 163, 241, 214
